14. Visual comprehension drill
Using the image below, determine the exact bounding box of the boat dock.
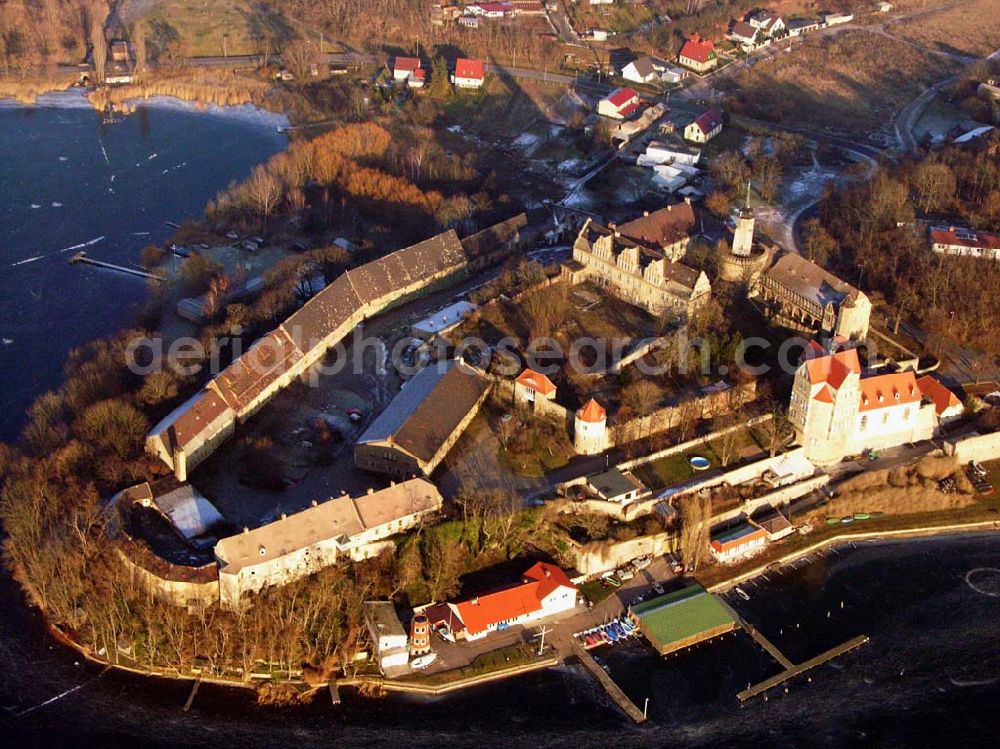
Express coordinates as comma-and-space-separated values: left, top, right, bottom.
573, 644, 647, 724
69, 251, 165, 282
743, 623, 793, 669
737, 635, 869, 702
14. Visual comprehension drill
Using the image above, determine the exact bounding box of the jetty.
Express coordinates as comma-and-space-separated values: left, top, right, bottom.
737, 635, 869, 702
69, 251, 165, 282
573, 644, 647, 724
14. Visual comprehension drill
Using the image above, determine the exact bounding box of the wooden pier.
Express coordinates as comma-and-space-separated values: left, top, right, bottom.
69, 251, 165, 282
743, 623, 793, 669
737, 635, 869, 702
328, 681, 341, 705
182, 678, 202, 712
573, 644, 647, 724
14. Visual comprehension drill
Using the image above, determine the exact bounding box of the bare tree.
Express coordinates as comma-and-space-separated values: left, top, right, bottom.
679, 493, 712, 571
245, 166, 283, 230
132, 23, 146, 80
91, 15, 107, 83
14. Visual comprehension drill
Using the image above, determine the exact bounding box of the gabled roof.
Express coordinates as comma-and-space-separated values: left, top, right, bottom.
394, 56, 421, 72
626, 56, 656, 78
730, 21, 757, 40
516, 368, 557, 396
930, 226, 1000, 251
858, 372, 921, 412
215, 327, 303, 412
618, 203, 698, 248
710, 522, 766, 551
764, 253, 863, 311
453, 563, 575, 636
916, 375, 962, 416
578, 398, 607, 423
455, 57, 485, 80
606, 87, 639, 108
357, 359, 490, 464
679, 34, 716, 64
691, 108, 723, 135
459, 213, 527, 260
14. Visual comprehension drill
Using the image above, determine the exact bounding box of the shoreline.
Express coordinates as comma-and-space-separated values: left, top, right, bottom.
29, 520, 1000, 702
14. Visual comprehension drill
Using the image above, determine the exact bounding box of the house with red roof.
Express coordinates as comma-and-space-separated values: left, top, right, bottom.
452, 57, 486, 89
789, 345, 939, 463
393, 56, 422, 82
929, 225, 1000, 261
597, 87, 641, 119
678, 33, 718, 73
684, 108, 724, 143
515, 368, 557, 402
435, 562, 578, 640
916, 375, 964, 423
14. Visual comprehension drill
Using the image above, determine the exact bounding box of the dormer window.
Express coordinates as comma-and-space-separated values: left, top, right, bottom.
258, 545, 266, 556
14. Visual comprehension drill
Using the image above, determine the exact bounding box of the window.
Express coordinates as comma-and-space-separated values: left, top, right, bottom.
860, 415, 867, 431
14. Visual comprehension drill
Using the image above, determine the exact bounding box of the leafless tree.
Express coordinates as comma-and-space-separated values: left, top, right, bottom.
91, 15, 107, 83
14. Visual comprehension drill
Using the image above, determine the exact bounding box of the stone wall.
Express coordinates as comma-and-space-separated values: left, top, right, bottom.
611, 380, 757, 446
568, 531, 679, 577
944, 431, 1000, 462
116, 546, 219, 609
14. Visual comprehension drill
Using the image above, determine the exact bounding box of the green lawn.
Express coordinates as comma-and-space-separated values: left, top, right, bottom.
632, 427, 767, 491
399, 642, 542, 687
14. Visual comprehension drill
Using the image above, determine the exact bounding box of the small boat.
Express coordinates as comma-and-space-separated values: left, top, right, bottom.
870, 511, 885, 517
840, 516, 855, 524
410, 652, 438, 670
610, 622, 626, 640
735, 587, 750, 601
584, 633, 598, 647
620, 618, 635, 635
826, 517, 841, 525
853, 512, 870, 520
603, 625, 620, 643
598, 628, 612, 644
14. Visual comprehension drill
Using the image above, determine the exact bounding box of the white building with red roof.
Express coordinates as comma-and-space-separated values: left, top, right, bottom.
916, 375, 964, 423
678, 34, 718, 73
929, 226, 1000, 261
684, 108, 724, 143
789, 346, 942, 463
393, 56, 422, 82
575, 398, 608, 455
433, 562, 578, 640
452, 57, 486, 88
598, 87, 641, 119
515, 368, 557, 403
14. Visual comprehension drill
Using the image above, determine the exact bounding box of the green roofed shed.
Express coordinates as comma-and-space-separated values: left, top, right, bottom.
630, 584, 737, 655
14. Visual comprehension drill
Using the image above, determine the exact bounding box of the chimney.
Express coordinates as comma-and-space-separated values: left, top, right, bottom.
471, 596, 479, 605
643, 210, 649, 217
311, 499, 318, 507
614, 230, 621, 238
243, 527, 249, 534
281, 513, 287, 520
684, 196, 692, 205
544, 567, 552, 578
367, 487, 374, 495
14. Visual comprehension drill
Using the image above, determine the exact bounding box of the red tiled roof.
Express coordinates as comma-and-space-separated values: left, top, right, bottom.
679, 34, 716, 64
395, 56, 421, 72
618, 100, 642, 119
606, 87, 639, 108
455, 57, 485, 80
516, 368, 557, 396
578, 398, 607, 423
619, 202, 697, 248
930, 227, 1000, 251
411, 68, 427, 80
858, 372, 921, 412
730, 21, 757, 39
804, 347, 861, 392
453, 563, 575, 636
916, 375, 962, 416
692, 108, 723, 135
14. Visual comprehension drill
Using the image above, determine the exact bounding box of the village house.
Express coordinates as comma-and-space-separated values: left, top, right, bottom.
452, 57, 486, 88
515, 368, 557, 403
620, 56, 686, 85
756, 252, 872, 341
788, 346, 948, 464
728, 21, 760, 51
567, 217, 711, 319
710, 522, 767, 563
598, 87, 641, 119
820, 11, 854, 26
393, 56, 422, 82
423, 562, 578, 641
354, 359, 491, 478
929, 226, 1000, 261
747, 8, 785, 37
678, 34, 718, 73
458, 14, 480, 27
684, 108, 724, 143
364, 601, 411, 674
639, 140, 702, 167
466, 2, 511, 17
215, 479, 443, 606
786, 17, 821, 37
121, 477, 224, 549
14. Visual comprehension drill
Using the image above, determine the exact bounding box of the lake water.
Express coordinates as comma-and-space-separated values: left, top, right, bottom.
0, 91, 288, 440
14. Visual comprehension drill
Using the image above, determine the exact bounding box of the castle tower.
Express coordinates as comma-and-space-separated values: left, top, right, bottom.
731, 184, 755, 257
410, 612, 431, 657
574, 399, 608, 455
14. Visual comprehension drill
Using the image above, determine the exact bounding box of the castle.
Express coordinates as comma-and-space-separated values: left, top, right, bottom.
567, 212, 711, 320
788, 344, 942, 464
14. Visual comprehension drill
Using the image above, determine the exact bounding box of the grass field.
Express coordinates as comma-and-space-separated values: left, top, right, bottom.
725, 29, 959, 138
632, 427, 764, 490
892, 0, 1000, 58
